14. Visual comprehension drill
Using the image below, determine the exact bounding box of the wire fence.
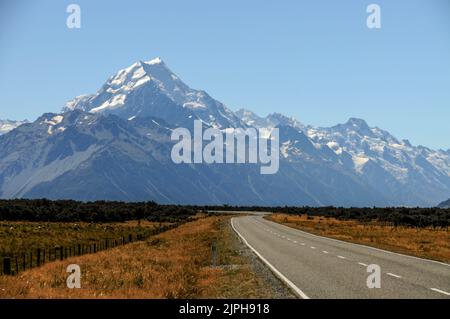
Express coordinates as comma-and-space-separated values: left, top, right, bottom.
1, 223, 180, 276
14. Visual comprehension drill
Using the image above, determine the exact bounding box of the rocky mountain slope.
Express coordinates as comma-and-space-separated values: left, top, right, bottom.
1, 58, 449, 206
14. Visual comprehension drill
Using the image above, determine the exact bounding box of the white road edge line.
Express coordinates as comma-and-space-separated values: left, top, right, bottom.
386, 272, 402, 279
255, 217, 450, 268
430, 288, 450, 296
231, 218, 310, 299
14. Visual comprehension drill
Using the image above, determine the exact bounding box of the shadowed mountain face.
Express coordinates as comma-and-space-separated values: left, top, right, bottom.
1, 58, 449, 206
438, 198, 450, 208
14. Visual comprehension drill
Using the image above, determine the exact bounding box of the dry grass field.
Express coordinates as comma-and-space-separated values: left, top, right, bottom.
0, 220, 171, 257
267, 213, 450, 263
0, 216, 278, 298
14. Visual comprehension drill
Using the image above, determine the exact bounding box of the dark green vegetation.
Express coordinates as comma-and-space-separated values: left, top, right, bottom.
0, 199, 449, 228
0, 199, 196, 222
194, 205, 450, 229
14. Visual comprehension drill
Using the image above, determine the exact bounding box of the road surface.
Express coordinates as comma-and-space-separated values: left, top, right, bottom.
231, 215, 450, 299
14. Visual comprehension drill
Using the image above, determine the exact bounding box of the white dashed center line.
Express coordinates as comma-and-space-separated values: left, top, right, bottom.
358, 262, 368, 267
322, 251, 329, 254
337, 255, 346, 260
386, 273, 402, 279
430, 288, 450, 296
310, 246, 316, 249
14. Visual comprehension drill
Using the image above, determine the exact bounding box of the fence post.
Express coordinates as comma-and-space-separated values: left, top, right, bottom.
22, 253, 26, 271
211, 241, 217, 267
60, 247, 64, 261
129, 234, 133, 243
37, 249, 41, 266
15, 256, 19, 274
3, 257, 11, 275
30, 252, 33, 268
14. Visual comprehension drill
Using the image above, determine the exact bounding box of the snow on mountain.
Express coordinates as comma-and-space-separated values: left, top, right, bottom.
235, 110, 450, 206
0, 119, 28, 135
236, 109, 305, 131
235, 109, 268, 128
304, 118, 450, 181
304, 118, 450, 205
1, 58, 449, 206
63, 57, 243, 129
266, 113, 305, 131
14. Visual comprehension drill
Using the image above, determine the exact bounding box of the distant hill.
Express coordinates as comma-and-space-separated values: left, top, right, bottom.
438, 198, 450, 208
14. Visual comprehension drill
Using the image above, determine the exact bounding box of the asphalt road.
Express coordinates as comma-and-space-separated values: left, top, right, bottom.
231, 215, 450, 299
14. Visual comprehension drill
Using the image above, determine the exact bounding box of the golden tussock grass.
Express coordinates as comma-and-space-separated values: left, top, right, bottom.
0, 216, 276, 299
267, 213, 450, 263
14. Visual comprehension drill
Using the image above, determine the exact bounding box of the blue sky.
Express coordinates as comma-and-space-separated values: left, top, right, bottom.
1, 0, 449, 149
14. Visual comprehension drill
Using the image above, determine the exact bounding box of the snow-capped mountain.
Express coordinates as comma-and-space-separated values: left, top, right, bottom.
304, 118, 450, 205
0, 110, 387, 205
234, 109, 450, 206
0, 119, 27, 135
63, 57, 243, 129
0, 57, 449, 206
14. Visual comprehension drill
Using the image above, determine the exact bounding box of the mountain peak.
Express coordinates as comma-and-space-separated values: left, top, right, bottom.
346, 117, 369, 128
266, 112, 305, 130
144, 57, 164, 65
62, 57, 243, 129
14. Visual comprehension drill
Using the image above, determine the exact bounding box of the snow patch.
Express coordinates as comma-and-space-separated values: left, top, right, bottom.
91, 94, 126, 113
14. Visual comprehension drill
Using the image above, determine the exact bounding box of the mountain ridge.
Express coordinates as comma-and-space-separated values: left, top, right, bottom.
0, 119, 28, 135
1, 57, 449, 206
438, 198, 450, 208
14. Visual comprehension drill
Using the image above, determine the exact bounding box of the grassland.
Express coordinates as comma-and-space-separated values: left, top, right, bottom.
267, 213, 450, 263
0, 220, 172, 257
0, 216, 282, 298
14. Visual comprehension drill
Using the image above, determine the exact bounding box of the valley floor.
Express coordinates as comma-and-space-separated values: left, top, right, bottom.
0, 215, 292, 299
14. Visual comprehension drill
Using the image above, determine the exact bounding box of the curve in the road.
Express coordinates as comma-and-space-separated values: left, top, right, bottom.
231, 215, 450, 299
